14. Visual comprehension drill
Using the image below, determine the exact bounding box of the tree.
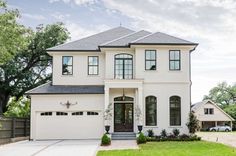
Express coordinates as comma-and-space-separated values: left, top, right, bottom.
203, 82, 236, 107
186, 111, 200, 134
0, 0, 29, 64
223, 105, 236, 121
0, 23, 70, 114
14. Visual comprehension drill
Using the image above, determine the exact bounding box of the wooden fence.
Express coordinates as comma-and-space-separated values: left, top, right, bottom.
0, 116, 30, 144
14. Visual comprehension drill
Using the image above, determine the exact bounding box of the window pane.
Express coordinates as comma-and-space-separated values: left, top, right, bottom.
170, 96, 181, 126
146, 96, 157, 126
175, 61, 180, 70
170, 51, 175, 60
150, 51, 155, 59
62, 56, 73, 75
146, 51, 151, 60
174, 51, 180, 60
170, 61, 175, 70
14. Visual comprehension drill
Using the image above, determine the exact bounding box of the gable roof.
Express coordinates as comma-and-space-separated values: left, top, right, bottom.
47, 26, 198, 51
25, 82, 104, 94
192, 100, 235, 121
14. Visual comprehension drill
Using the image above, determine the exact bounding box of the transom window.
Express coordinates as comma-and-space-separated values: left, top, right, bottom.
169, 50, 181, 70
87, 111, 99, 115
170, 96, 181, 126
145, 50, 156, 70
115, 54, 133, 79
40, 112, 52, 116
204, 108, 214, 115
62, 56, 73, 75
145, 96, 157, 126
72, 112, 83, 115
88, 56, 99, 75
56, 112, 68, 116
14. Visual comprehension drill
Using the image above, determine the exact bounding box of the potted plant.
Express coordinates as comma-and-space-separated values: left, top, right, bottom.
135, 105, 143, 133
104, 103, 113, 134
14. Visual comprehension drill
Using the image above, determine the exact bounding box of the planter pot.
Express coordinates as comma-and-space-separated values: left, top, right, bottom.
138, 125, 143, 133
105, 125, 110, 134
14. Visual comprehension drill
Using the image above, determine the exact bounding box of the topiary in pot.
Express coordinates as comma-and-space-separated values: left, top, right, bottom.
137, 132, 147, 144
101, 134, 111, 146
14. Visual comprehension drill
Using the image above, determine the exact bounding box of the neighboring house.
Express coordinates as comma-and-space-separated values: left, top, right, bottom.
26, 26, 198, 140
192, 100, 234, 130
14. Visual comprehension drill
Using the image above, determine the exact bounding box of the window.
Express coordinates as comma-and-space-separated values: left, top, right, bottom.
88, 56, 98, 75
72, 112, 83, 116
169, 50, 180, 70
145, 50, 156, 70
170, 96, 181, 126
62, 56, 73, 75
115, 54, 133, 79
40, 112, 52, 116
145, 96, 157, 126
204, 108, 214, 115
87, 111, 99, 115
56, 112, 68, 116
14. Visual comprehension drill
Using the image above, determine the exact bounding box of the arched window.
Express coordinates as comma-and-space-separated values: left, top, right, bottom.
145, 96, 157, 126
115, 54, 133, 79
170, 96, 181, 126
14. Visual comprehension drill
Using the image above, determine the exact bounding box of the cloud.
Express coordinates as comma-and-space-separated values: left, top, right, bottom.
22, 13, 46, 20
49, 0, 97, 6
51, 12, 71, 20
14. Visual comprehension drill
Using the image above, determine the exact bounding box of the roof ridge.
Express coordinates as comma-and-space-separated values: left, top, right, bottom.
100, 30, 143, 46
47, 26, 134, 50
130, 32, 156, 43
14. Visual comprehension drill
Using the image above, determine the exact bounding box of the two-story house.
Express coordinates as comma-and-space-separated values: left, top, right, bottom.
26, 26, 198, 140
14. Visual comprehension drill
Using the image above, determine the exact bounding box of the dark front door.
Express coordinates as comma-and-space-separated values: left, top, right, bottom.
114, 103, 133, 132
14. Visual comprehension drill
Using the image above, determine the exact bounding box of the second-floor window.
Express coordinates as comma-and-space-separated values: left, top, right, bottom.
204, 108, 214, 115
88, 56, 98, 75
62, 56, 73, 75
115, 54, 133, 79
169, 50, 181, 70
145, 50, 156, 70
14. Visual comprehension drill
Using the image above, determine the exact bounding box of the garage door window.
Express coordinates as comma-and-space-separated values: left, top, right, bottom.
72, 112, 83, 115
87, 111, 99, 115
56, 112, 68, 116
40, 112, 52, 116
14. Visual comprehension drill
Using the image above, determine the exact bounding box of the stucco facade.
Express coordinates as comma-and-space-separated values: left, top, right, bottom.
27, 27, 197, 140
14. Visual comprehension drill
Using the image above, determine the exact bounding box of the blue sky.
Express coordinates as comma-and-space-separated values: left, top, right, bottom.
8, 0, 236, 103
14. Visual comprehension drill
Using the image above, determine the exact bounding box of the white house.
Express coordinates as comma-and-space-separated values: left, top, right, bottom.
192, 100, 234, 130
26, 26, 198, 140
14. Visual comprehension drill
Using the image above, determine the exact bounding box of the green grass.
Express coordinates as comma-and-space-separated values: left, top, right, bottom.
97, 141, 236, 156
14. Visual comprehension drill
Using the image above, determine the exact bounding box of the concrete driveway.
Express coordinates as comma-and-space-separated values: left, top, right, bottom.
197, 132, 236, 147
0, 140, 100, 156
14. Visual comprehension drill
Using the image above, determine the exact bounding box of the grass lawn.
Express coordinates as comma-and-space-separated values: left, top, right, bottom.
97, 141, 236, 156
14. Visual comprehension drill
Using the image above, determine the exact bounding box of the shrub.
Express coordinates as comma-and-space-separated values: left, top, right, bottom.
186, 111, 200, 134
101, 134, 111, 146
147, 129, 154, 137
172, 129, 180, 137
137, 132, 147, 144
160, 129, 167, 138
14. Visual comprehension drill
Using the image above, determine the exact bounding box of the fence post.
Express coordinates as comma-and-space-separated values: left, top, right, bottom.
12, 118, 15, 138
24, 118, 27, 136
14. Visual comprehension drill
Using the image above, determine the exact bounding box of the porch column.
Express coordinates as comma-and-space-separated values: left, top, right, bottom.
138, 87, 143, 125
215, 121, 218, 127
230, 121, 233, 131
104, 87, 110, 110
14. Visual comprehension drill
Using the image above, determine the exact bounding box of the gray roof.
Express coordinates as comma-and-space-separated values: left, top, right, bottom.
100, 30, 151, 47
132, 32, 196, 45
26, 82, 104, 94
47, 26, 197, 51
47, 27, 134, 51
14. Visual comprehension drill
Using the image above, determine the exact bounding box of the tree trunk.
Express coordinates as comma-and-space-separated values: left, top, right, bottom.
0, 93, 10, 115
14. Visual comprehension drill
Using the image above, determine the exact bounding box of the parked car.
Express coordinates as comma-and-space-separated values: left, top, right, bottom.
209, 126, 231, 132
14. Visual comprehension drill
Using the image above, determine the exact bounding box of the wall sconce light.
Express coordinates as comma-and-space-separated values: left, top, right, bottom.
60, 100, 78, 109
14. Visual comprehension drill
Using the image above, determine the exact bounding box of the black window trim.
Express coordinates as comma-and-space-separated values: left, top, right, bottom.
145, 95, 157, 126
169, 95, 181, 126
169, 50, 181, 71
114, 53, 133, 79
204, 108, 214, 115
62, 56, 73, 75
88, 56, 99, 75
145, 50, 157, 70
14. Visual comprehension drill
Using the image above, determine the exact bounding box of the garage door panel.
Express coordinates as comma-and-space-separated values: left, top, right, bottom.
36, 111, 103, 140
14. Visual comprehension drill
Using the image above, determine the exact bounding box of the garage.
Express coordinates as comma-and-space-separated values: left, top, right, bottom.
35, 110, 103, 140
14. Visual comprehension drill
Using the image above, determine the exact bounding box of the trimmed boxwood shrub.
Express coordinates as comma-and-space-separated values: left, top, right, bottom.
101, 134, 111, 146
146, 134, 201, 142
172, 129, 180, 137
137, 132, 147, 144
147, 129, 154, 137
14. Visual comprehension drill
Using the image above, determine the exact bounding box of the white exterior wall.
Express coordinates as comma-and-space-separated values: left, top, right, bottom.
195, 102, 232, 122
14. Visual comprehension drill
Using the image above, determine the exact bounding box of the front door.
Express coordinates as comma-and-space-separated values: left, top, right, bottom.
114, 103, 133, 132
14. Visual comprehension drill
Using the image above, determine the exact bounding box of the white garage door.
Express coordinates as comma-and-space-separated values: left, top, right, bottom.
36, 111, 103, 140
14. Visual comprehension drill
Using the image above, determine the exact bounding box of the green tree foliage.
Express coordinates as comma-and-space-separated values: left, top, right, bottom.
223, 105, 236, 120
0, 0, 29, 64
186, 112, 200, 134
203, 82, 236, 107
4, 97, 30, 118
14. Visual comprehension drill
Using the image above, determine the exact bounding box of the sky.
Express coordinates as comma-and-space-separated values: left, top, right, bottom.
7, 0, 236, 103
